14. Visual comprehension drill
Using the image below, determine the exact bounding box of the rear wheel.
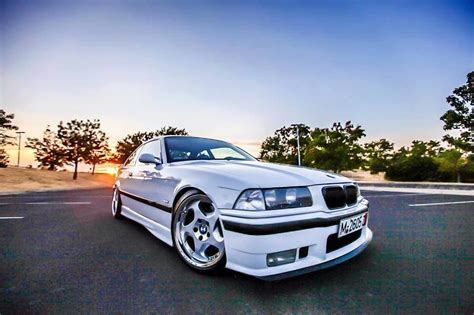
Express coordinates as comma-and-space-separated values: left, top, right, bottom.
172, 191, 226, 272
112, 187, 123, 219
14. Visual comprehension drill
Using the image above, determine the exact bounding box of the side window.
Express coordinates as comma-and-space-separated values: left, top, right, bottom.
123, 149, 139, 167
136, 140, 161, 166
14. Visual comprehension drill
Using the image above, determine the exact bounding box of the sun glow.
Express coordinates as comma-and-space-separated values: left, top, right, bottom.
99, 165, 119, 176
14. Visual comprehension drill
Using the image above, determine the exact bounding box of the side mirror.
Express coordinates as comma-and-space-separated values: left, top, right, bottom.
138, 153, 161, 165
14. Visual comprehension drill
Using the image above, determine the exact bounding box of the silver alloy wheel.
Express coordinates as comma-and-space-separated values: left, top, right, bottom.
112, 188, 119, 216
174, 195, 225, 268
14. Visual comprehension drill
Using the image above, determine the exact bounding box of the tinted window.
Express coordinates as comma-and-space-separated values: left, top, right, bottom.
123, 149, 139, 167
136, 140, 161, 166
165, 137, 255, 163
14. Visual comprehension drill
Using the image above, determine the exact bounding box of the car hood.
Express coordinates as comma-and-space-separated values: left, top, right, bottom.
171, 160, 353, 188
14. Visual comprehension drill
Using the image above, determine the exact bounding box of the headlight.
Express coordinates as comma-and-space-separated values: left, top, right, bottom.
233, 189, 265, 210
263, 187, 312, 210
234, 187, 312, 211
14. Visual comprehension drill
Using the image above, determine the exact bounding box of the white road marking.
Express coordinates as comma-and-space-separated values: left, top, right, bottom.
0, 201, 91, 205
0, 216, 24, 220
365, 193, 430, 198
28, 202, 91, 205
409, 200, 474, 207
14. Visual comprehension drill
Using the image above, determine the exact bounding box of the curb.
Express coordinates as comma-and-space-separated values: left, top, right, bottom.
359, 186, 474, 196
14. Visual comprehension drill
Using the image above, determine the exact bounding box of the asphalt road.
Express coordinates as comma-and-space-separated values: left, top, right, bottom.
1, 188, 473, 314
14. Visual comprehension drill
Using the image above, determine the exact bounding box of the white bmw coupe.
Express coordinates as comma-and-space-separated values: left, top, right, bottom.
112, 136, 372, 280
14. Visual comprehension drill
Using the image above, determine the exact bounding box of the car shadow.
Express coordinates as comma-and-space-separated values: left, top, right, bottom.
117, 214, 381, 295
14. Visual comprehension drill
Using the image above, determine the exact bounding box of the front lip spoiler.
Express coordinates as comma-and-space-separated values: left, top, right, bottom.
257, 230, 373, 281
222, 209, 368, 235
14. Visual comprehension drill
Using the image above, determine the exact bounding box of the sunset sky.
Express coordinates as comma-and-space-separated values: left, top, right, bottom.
1, 0, 473, 167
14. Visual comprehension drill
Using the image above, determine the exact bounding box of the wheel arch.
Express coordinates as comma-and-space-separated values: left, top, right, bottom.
113, 180, 121, 190
171, 186, 227, 271
172, 186, 206, 212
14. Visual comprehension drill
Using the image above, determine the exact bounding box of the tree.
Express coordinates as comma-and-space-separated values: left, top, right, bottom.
440, 71, 473, 153
113, 131, 155, 164
113, 126, 188, 164
410, 140, 444, 157
0, 109, 18, 167
385, 141, 439, 181
86, 143, 110, 175
0, 149, 9, 168
363, 139, 394, 174
83, 125, 109, 175
26, 126, 66, 170
436, 149, 469, 183
304, 121, 366, 173
0, 109, 18, 145
57, 119, 108, 180
260, 124, 311, 165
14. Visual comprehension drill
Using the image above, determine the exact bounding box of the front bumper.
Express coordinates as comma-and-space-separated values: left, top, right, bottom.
219, 201, 372, 280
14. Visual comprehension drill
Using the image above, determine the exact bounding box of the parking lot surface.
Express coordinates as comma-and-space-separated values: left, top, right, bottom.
1, 188, 473, 313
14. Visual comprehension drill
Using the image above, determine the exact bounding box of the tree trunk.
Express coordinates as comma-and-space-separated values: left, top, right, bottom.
456, 170, 461, 183
92, 163, 96, 175
73, 159, 78, 180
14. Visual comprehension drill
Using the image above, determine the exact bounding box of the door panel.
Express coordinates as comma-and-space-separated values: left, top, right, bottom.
118, 147, 141, 209
135, 164, 171, 224
132, 139, 171, 228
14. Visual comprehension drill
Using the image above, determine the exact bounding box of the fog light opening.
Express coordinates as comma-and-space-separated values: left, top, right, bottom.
299, 246, 309, 259
267, 249, 297, 267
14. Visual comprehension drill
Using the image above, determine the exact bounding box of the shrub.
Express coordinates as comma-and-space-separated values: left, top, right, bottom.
386, 156, 438, 181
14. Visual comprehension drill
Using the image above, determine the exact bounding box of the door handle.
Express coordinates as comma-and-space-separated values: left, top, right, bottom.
127, 172, 133, 178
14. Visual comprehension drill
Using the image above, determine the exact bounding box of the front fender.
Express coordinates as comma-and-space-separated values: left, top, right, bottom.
172, 180, 242, 210
113, 179, 121, 190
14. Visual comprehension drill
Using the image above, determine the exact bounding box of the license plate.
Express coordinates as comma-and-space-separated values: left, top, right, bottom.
338, 212, 368, 238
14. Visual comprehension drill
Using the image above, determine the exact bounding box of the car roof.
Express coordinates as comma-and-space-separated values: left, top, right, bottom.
161, 135, 224, 141
143, 135, 225, 145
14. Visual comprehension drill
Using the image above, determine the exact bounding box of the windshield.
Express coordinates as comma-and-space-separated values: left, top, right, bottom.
164, 136, 256, 163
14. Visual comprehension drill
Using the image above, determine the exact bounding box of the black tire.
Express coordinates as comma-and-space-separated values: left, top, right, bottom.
172, 190, 226, 274
112, 187, 123, 219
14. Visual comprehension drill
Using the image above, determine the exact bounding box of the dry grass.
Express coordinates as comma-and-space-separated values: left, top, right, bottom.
0, 167, 386, 195
341, 170, 386, 182
0, 167, 116, 194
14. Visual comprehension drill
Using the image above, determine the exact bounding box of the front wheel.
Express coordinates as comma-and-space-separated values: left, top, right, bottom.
112, 187, 123, 219
172, 191, 226, 272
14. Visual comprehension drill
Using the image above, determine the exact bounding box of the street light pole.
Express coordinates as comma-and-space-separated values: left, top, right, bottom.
296, 125, 301, 166
15, 131, 25, 167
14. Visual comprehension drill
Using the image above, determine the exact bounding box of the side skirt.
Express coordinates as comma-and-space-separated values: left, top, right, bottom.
121, 205, 173, 246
